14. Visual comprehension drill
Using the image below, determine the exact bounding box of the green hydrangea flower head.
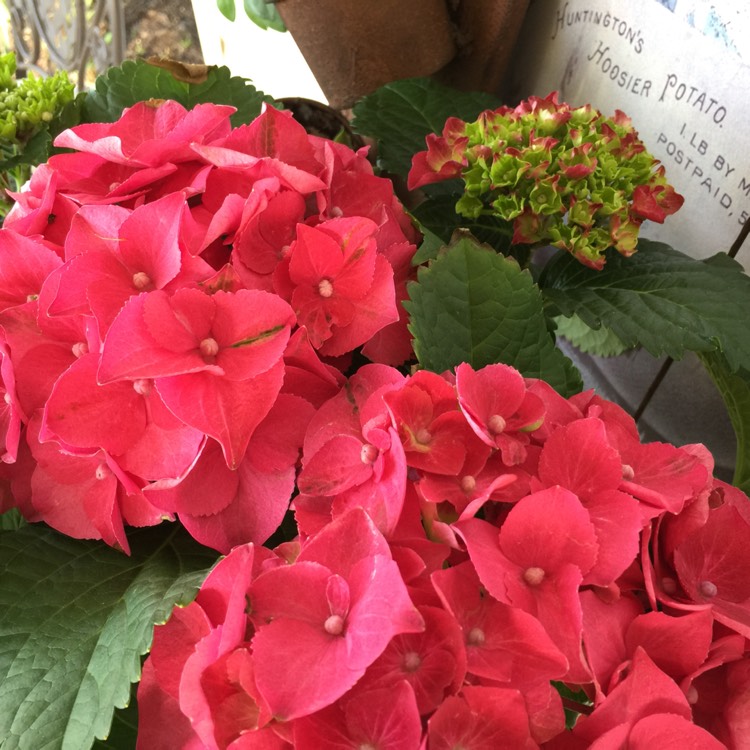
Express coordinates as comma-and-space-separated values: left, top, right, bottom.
408, 92, 683, 269
0, 55, 74, 145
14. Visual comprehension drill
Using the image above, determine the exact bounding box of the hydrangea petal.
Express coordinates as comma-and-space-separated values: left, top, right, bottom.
156, 360, 285, 470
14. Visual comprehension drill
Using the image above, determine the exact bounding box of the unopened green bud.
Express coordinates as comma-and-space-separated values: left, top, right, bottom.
456, 193, 485, 219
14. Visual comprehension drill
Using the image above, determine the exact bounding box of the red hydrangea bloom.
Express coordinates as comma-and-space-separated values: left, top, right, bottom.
407, 93, 684, 266
0, 98, 418, 551
133, 354, 749, 746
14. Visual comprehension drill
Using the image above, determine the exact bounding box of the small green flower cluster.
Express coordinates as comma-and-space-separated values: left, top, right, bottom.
409, 92, 683, 269
0, 52, 74, 143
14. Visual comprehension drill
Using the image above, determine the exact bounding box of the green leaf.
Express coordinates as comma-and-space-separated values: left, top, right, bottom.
552, 681, 592, 730
91, 685, 138, 750
411, 194, 517, 259
541, 240, 750, 372
0, 127, 51, 172
554, 313, 629, 357
411, 223, 447, 266
217, 0, 236, 21
0, 523, 217, 750
81, 59, 277, 128
351, 78, 500, 178
243, 0, 286, 31
698, 351, 749, 491
406, 233, 583, 396
0, 508, 25, 530
48, 94, 85, 142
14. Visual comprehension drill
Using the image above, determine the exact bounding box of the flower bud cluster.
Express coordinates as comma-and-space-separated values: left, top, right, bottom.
0, 53, 74, 143
408, 92, 684, 269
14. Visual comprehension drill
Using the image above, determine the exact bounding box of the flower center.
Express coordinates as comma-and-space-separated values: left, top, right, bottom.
324, 614, 345, 636
72, 342, 88, 358
621, 463, 635, 480
199, 337, 220, 359
402, 651, 421, 672
523, 566, 546, 586
699, 580, 718, 598
467, 627, 486, 646
360, 443, 378, 464
132, 379, 152, 397
318, 278, 334, 298
95, 463, 111, 481
661, 577, 678, 595
132, 271, 152, 290
460, 475, 477, 493
687, 686, 699, 704
415, 427, 432, 445
488, 414, 506, 434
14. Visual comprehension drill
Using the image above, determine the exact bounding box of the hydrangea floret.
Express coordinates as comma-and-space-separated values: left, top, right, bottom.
408, 91, 684, 269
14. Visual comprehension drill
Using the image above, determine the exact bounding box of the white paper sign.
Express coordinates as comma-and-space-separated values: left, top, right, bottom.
509, 1, 750, 477
510, 0, 750, 267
